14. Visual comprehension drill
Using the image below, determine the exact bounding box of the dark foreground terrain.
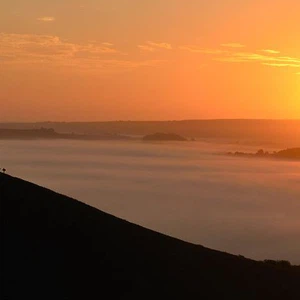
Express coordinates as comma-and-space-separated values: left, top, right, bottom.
1, 174, 300, 299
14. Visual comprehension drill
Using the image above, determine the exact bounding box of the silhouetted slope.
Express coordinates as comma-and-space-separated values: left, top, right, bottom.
1, 174, 300, 299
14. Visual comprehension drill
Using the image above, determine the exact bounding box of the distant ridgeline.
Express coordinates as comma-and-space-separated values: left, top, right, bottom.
0, 128, 130, 140
143, 132, 188, 141
0, 128, 194, 142
0, 128, 58, 139
228, 148, 300, 160
1, 120, 300, 146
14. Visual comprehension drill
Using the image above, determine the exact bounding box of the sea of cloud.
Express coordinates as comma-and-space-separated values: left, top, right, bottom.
1, 139, 300, 263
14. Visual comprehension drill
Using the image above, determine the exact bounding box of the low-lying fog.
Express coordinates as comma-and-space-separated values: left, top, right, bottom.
1, 139, 300, 264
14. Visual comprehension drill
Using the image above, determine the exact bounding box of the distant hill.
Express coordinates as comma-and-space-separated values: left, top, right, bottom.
275, 148, 300, 159
143, 132, 187, 141
0, 128, 131, 141
1, 120, 300, 146
228, 148, 300, 161
1, 174, 300, 299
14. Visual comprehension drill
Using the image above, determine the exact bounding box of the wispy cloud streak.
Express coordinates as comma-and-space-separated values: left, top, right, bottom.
180, 43, 300, 71
37, 17, 55, 22
138, 41, 172, 51
0, 33, 164, 73
260, 49, 280, 54
179, 46, 225, 54
221, 43, 245, 48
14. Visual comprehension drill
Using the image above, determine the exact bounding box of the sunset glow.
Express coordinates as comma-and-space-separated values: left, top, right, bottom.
1, 0, 300, 121
2, 1, 300, 295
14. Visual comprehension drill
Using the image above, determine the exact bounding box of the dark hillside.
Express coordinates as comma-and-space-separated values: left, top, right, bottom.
1, 174, 300, 299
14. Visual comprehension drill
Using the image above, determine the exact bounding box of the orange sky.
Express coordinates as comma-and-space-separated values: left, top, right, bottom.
1, 0, 300, 121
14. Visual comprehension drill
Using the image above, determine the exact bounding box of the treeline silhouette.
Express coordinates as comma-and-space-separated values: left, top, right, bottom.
228, 148, 300, 160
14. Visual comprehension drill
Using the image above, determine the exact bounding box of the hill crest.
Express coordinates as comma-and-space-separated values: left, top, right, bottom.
1, 173, 300, 299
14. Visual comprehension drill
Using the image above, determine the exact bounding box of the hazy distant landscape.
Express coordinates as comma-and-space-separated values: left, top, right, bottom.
1, 136, 300, 264
2, 0, 300, 297
0, 128, 132, 141
2, 119, 300, 147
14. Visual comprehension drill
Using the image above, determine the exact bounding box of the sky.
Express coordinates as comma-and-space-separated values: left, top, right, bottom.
1, 0, 300, 121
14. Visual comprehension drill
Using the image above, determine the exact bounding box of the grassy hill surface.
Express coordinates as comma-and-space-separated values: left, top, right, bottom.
1, 173, 300, 299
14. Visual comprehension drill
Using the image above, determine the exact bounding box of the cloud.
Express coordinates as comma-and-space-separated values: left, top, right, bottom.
102, 42, 114, 47
138, 41, 172, 52
217, 52, 269, 62
147, 41, 172, 50
260, 49, 280, 54
262, 63, 300, 68
221, 43, 245, 48
0, 33, 163, 73
37, 17, 55, 22
275, 56, 300, 63
0, 33, 120, 58
179, 42, 300, 73
179, 46, 225, 54
223, 53, 300, 65
215, 53, 300, 69
195, 47, 300, 68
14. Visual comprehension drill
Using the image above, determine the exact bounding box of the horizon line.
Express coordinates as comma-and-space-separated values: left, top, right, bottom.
1, 118, 300, 123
